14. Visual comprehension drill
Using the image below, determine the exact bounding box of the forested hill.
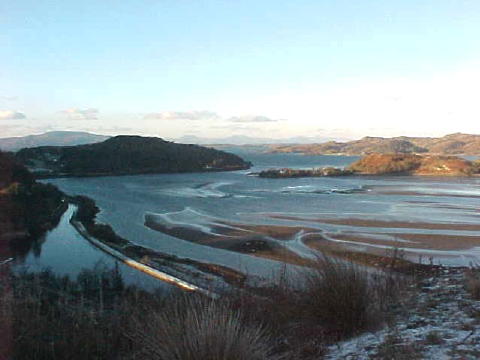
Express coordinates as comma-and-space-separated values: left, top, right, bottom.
15, 135, 252, 177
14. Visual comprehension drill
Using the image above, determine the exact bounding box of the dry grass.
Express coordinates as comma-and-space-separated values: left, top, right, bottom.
299, 255, 385, 338
127, 294, 279, 360
0, 275, 13, 360
0, 254, 407, 360
230, 254, 405, 356
1, 266, 145, 360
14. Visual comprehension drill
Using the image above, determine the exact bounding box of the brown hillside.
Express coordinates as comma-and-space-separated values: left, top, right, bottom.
348, 153, 480, 176
268, 133, 480, 155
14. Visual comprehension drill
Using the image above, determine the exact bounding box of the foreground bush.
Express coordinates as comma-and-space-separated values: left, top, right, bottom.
1, 265, 143, 360
128, 295, 278, 360
1, 265, 279, 360
301, 255, 378, 338
1, 254, 404, 359
229, 255, 403, 356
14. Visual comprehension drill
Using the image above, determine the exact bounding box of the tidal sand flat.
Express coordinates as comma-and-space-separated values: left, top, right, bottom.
144, 209, 314, 265
45, 153, 480, 271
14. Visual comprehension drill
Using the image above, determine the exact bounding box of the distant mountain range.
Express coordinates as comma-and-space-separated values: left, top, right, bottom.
16, 135, 251, 177
0, 131, 110, 151
0, 132, 347, 151
175, 134, 348, 145
5, 131, 480, 156
268, 133, 480, 156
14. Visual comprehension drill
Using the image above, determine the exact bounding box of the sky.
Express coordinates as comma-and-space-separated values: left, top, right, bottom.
1, 0, 480, 140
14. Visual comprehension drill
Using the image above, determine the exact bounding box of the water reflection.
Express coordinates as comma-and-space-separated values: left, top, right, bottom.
12, 205, 172, 292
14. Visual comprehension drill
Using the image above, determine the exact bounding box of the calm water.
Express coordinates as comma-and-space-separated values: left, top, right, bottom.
27, 151, 479, 274
13, 205, 172, 291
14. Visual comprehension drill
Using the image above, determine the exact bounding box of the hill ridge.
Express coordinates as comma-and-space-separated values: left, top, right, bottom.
269, 133, 480, 155
15, 135, 251, 177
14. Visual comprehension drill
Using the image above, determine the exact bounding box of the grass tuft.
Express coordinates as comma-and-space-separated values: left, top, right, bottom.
127, 294, 279, 360
300, 255, 380, 338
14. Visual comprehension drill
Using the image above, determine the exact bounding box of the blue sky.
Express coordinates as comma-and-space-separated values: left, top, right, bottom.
1, 0, 480, 139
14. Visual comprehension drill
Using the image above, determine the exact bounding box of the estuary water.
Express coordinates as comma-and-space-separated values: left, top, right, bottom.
13, 205, 172, 291
28, 149, 480, 276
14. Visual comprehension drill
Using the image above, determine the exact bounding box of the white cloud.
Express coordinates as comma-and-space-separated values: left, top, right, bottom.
227, 115, 281, 123
61, 108, 99, 120
0, 110, 26, 120
212, 124, 257, 131
0, 96, 18, 102
144, 111, 219, 121
213, 61, 480, 138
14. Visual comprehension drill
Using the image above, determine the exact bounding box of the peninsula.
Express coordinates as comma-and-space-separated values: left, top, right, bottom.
15, 135, 251, 178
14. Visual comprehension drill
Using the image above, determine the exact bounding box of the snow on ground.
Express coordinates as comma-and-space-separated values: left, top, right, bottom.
326, 268, 480, 359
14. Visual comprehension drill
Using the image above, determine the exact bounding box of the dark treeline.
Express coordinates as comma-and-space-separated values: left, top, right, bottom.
0, 151, 66, 258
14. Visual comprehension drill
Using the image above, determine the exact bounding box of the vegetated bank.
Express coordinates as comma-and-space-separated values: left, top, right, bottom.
257, 167, 353, 178
0, 151, 66, 258
256, 153, 480, 178
70, 195, 246, 290
5, 245, 480, 360
15, 135, 251, 178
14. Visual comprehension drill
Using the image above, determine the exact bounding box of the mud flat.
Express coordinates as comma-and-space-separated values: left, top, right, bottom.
144, 213, 315, 266
144, 206, 480, 267
44, 153, 480, 268
70, 197, 247, 291
303, 232, 480, 267
269, 215, 480, 232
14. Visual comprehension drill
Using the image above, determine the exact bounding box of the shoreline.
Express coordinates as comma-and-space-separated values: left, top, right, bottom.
69, 213, 216, 297
253, 168, 480, 179
32, 165, 251, 180
68, 196, 247, 291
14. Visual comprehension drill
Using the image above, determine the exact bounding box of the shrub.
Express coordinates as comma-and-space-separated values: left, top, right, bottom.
2, 266, 147, 360
300, 255, 382, 338
127, 294, 279, 360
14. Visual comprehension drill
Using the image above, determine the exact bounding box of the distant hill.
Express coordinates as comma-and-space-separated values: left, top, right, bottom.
16, 135, 251, 177
0, 131, 110, 151
176, 134, 348, 145
268, 133, 480, 156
